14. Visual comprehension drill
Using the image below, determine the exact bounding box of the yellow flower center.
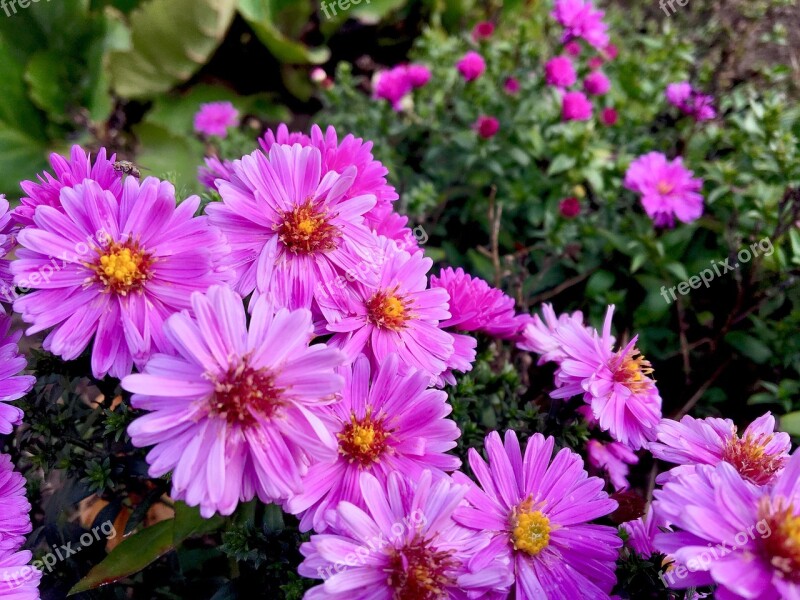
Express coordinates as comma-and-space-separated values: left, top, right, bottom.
612, 349, 654, 393
338, 412, 390, 467
90, 240, 152, 295
366, 289, 409, 330
511, 500, 552, 557
760, 498, 800, 579
656, 181, 674, 195
722, 433, 787, 486
276, 200, 339, 254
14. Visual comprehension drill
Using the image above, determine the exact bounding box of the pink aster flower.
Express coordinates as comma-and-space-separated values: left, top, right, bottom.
12, 177, 231, 379
123, 285, 345, 517
0, 315, 35, 436
454, 430, 622, 598
193, 101, 239, 138
406, 63, 432, 88
587, 439, 639, 491
472, 21, 495, 41
473, 115, 500, 139
456, 51, 486, 82
504, 77, 521, 95
587, 55, 604, 70
551, 305, 662, 449
14, 145, 123, 227
0, 539, 41, 600
318, 237, 455, 384
197, 155, 235, 192
286, 353, 461, 532
0, 454, 32, 545
562, 91, 593, 121
653, 451, 800, 598
584, 70, 610, 95
373, 67, 413, 110
649, 412, 791, 486
621, 505, 661, 558
665, 82, 716, 122
564, 40, 582, 56
624, 152, 704, 228
559, 196, 581, 218
299, 470, 513, 599
544, 56, 577, 88
516, 303, 588, 365
0, 196, 19, 297
207, 143, 379, 310
601, 106, 618, 126
431, 267, 527, 340
552, 0, 610, 49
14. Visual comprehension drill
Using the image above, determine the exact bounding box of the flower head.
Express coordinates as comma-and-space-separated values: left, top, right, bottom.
552, 0, 610, 49
516, 303, 588, 364
406, 64, 432, 88
666, 82, 716, 122
587, 439, 639, 491
299, 470, 512, 599
12, 177, 231, 379
454, 431, 621, 597
473, 115, 500, 139
559, 196, 581, 218
472, 21, 495, 41
286, 353, 461, 532
545, 56, 577, 88
624, 152, 704, 228
0, 454, 32, 546
562, 91, 593, 121
621, 505, 662, 558
504, 77, 521, 95
649, 412, 791, 486
123, 285, 345, 516
197, 155, 235, 192
552, 305, 662, 449
564, 40, 582, 56
601, 106, 618, 126
456, 51, 486, 82
0, 315, 35, 436
193, 101, 239, 138
584, 70, 610, 95
15, 145, 123, 227
653, 451, 800, 598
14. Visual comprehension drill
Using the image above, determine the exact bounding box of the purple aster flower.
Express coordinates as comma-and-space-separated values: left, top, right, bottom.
545, 56, 577, 88
666, 82, 716, 122
653, 451, 800, 598
193, 101, 239, 138
0, 196, 19, 296
286, 353, 461, 532
0, 315, 35, 435
373, 66, 413, 111
406, 63, 431, 88
621, 505, 662, 558
0, 454, 32, 546
624, 152, 704, 228
456, 51, 486, 82
122, 285, 345, 517
298, 470, 513, 599
551, 305, 663, 449
318, 237, 456, 384
552, 0, 610, 49
587, 439, 639, 491
516, 303, 589, 365
584, 70, 611, 95
649, 412, 791, 486
0, 539, 41, 600
453, 430, 622, 598
12, 176, 231, 379
207, 143, 379, 310
197, 155, 235, 192
562, 90, 593, 121
14, 145, 123, 227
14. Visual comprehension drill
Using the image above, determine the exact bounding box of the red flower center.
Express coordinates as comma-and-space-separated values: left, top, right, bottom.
366, 289, 409, 330
337, 412, 391, 466
209, 359, 284, 428
276, 200, 339, 254
722, 433, 787, 486
90, 240, 154, 295
386, 536, 458, 600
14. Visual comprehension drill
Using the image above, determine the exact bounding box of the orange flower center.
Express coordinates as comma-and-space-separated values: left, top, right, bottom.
386, 536, 458, 600
612, 349, 655, 393
208, 359, 284, 428
656, 180, 674, 195
722, 433, 787, 486
90, 240, 153, 295
367, 289, 409, 330
337, 412, 391, 466
276, 200, 339, 254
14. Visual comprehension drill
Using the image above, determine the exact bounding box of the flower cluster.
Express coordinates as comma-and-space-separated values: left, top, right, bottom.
666, 82, 716, 122
373, 63, 431, 110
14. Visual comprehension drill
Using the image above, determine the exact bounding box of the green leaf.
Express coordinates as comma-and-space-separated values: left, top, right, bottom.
25, 51, 71, 121
0, 127, 48, 197
173, 501, 224, 544
133, 122, 205, 195
725, 331, 773, 364
109, 0, 237, 98
547, 154, 575, 175
780, 411, 800, 437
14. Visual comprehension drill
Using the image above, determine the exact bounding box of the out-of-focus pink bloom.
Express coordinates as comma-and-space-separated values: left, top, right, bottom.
587, 439, 639, 491
665, 82, 716, 121
456, 51, 486, 82
472, 21, 495, 41
588, 56, 604, 70
559, 196, 581, 218
603, 43, 619, 59
473, 115, 500, 138
193, 101, 239, 138
503, 76, 521, 95
406, 63, 431, 88
584, 70, 610, 95
624, 152, 704, 228
564, 40, 582, 56
310, 67, 332, 89
197, 155, 235, 192
562, 91, 593, 121
545, 55, 577, 88
601, 107, 618, 126
374, 67, 412, 110
552, 0, 610, 49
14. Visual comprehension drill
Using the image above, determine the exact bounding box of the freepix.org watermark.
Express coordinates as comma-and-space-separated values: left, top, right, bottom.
320, 0, 370, 21
3, 520, 117, 589
660, 237, 774, 305
1, 0, 50, 17
658, 0, 691, 17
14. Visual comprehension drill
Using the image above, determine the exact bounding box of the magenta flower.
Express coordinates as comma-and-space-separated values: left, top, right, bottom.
12, 177, 231, 379
624, 152, 704, 228
653, 451, 800, 598
584, 70, 610, 95
319, 237, 455, 384
649, 412, 791, 486
552, 0, 610, 49
504, 76, 521, 95
454, 431, 621, 597
456, 51, 486, 82
516, 303, 588, 365
406, 63, 432, 88
603, 43, 619, 60
207, 143, 379, 310
621, 506, 661, 558
587, 439, 639, 491
123, 285, 345, 517
0, 538, 41, 600
551, 305, 662, 449
14, 145, 123, 227
373, 67, 413, 110
0, 196, 19, 302
193, 101, 239, 138
601, 106, 618, 126
286, 353, 460, 532
587, 56, 604, 70
0, 454, 32, 546
545, 56, 577, 88
0, 315, 35, 436
197, 155, 235, 192
564, 40, 582, 56
562, 91, 593, 121
299, 470, 513, 598
431, 267, 527, 340
473, 115, 500, 139
472, 21, 495, 41
559, 196, 581, 218
666, 82, 716, 122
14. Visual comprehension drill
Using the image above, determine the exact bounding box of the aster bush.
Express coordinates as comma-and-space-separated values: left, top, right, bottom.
0, 1, 798, 599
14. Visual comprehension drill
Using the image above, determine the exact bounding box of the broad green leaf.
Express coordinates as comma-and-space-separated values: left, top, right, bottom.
547, 154, 575, 175
780, 411, 800, 437
25, 51, 70, 121
133, 122, 205, 195
173, 501, 224, 544
0, 127, 48, 196
108, 0, 237, 98
725, 331, 773, 365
